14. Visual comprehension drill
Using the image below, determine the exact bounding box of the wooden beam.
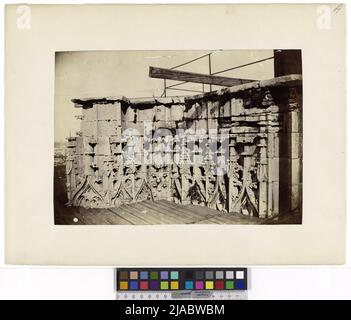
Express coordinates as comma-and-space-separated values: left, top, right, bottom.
149, 66, 257, 87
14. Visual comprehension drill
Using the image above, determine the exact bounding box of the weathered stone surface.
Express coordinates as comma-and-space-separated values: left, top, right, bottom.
137, 106, 155, 122
208, 119, 218, 131
171, 104, 185, 121
291, 183, 302, 211
231, 98, 245, 116
290, 132, 302, 159
97, 102, 121, 121
95, 136, 111, 156
268, 157, 279, 182
66, 76, 302, 220
81, 121, 98, 137
82, 106, 97, 121
287, 110, 302, 133
291, 158, 302, 185
195, 119, 207, 132
97, 120, 120, 136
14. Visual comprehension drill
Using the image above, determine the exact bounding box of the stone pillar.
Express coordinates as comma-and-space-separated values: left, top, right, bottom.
258, 136, 268, 218
65, 155, 74, 203
288, 87, 302, 211
267, 127, 280, 216
180, 166, 190, 205
227, 144, 240, 213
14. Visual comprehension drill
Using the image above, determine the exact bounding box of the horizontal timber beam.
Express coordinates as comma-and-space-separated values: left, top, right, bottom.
149, 66, 257, 87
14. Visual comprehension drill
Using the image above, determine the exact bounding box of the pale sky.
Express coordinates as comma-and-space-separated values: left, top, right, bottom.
54, 50, 274, 142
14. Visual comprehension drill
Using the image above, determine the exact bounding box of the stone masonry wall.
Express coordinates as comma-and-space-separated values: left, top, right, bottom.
66, 75, 302, 219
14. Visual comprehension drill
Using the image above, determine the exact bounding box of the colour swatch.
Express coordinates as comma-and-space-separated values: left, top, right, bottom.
117, 268, 247, 291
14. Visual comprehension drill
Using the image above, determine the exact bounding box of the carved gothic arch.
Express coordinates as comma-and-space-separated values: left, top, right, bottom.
111, 180, 133, 205
135, 178, 154, 202
71, 176, 105, 207
187, 180, 206, 204
232, 186, 258, 217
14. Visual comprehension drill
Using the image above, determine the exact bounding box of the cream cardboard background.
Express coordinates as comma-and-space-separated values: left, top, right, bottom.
5, 4, 346, 265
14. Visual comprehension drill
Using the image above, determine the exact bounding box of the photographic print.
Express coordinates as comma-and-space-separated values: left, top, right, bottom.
54, 49, 303, 225
6, 3, 345, 265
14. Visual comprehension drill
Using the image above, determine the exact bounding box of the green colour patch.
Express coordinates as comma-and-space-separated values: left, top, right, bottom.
226, 281, 234, 290
150, 272, 159, 280
160, 281, 169, 290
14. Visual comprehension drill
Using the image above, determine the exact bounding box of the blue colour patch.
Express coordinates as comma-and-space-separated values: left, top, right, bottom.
236, 280, 245, 290
185, 281, 194, 290
140, 272, 148, 280
130, 281, 138, 290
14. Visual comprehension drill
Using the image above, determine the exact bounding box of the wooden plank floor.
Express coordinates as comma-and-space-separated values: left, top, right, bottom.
55, 199, 302, 225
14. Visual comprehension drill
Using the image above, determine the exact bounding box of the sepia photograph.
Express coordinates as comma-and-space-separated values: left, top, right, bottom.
54, 49, 303, 225
5, 3, 345, 266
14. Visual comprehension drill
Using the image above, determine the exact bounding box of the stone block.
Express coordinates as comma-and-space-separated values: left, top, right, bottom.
75, 137, 84, 155
274, 134, 280, 158
267, 132, 280, 158
82, 106, 97, 121
272, 181, 280, 215
164, 106, 171, 121
82, 136, 95, 154
287, 110, 302, 133
75, 155, 84, 175
220, 99, 231, 118
291, 158, 302, 185
82, 120, 98, 137
95, 136, 111, 156
208, 119, 218, 131
123, 106, 136, 122
155, 105, 166, 121
231, 98, 244, 116
109, 128, 122, 142
97, 102, 121, 122
171, 104, 185, 121
138, 107, 155, 122
291, 132, 302, 159
268, 157, 279, 182
196, 119, 207, 132
93, 155, 106, 175
82, 155, 94, 175
97, 120, 120, 137
122, 122, 144, 135
291, 183, 302, 211
231, 126, 258, 134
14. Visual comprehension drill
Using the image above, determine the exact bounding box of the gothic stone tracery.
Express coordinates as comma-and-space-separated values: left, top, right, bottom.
66, 75, 302, 219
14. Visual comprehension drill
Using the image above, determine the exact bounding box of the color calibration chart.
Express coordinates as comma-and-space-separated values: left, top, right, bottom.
116, 268, 248, 300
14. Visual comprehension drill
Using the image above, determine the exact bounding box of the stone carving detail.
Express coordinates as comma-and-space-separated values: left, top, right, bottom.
66, 77, 302, 218
71, 176, 105, 208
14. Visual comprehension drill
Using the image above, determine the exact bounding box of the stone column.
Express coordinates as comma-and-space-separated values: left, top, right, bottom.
288, 87, 302, 211
257, 136, 268, 218
267, 127, 280, 216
